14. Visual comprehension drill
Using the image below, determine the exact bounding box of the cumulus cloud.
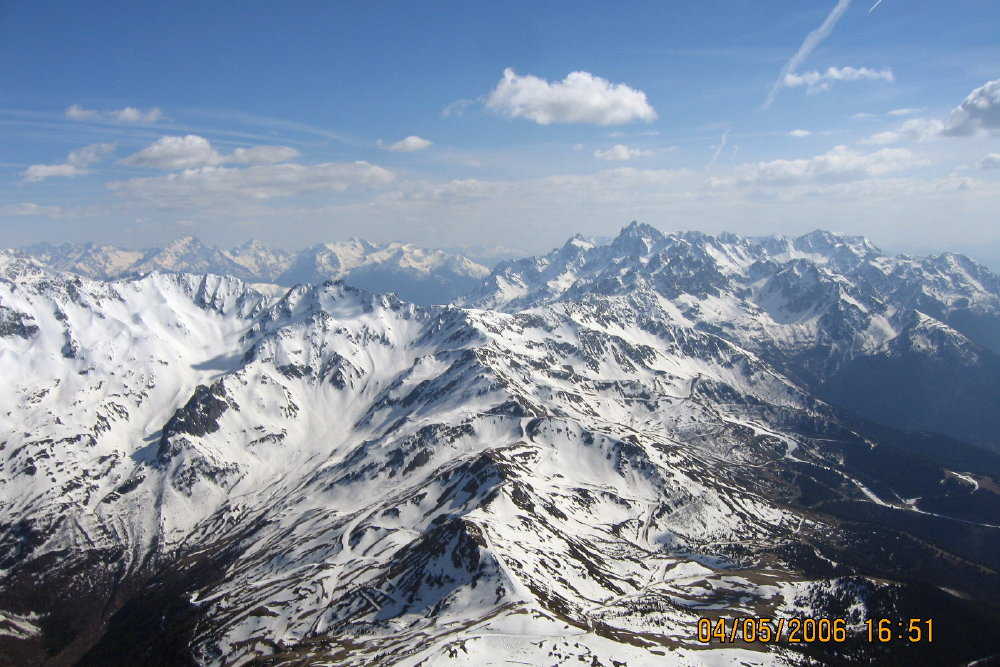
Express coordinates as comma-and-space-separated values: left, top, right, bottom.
860, 118, 945, 145
783, 66, 894, 94
979, 153, 1000, 170
22, 142, 115, 182
724, 145, 925, 186
763, 0, 854, 109
943, 79, 1000, 136
593, 144, 651, 161
65, 104, 163, 124
485, 68, 657, 125
108, 161, 395, 207
789, 129, 812, 137
122, 135, 300, 169
382, 136, 433, 152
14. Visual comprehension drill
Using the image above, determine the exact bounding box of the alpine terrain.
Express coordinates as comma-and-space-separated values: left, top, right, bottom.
1, 223, 999, 666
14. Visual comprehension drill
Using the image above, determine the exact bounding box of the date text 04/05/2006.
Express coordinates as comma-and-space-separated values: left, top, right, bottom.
696, 617, 934, 644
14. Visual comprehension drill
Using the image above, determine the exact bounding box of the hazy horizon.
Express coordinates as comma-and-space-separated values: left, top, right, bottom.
10, 223, 1000, 273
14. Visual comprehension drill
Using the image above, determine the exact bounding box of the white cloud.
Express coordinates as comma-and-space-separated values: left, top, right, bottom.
108, 161, 395, 207
763, 0, 853, 109
441, 98, 477, 118
383, 136, 433, 152
113, 107, 163, 123
789, 129, 812, 137
485, 68, 657, 125
122, 135, 300, 169
67, 142, 116, 167
854, 108, 922, 120
594, 144, 651, 161
724, 145, 926, 186
706, 129, 731, 170
376, 168, 694, 211
22, 142, 115, 182
122, 135, 223, 169
943, 79, 1000, 136
980, 153, 1000, 170
861, 118, 945, 145
65, 104, 163, 124
23, 164, 86, 182
228, 145, 301, 164
783, 66, 894, 94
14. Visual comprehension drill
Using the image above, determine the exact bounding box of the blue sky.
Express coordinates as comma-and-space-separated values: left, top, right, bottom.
2, 0, 999, 264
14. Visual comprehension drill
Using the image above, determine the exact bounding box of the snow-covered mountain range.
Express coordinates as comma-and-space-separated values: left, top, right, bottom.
2, 224, 999, 666
20, 237, 490, 306
465, 223, 1000, 450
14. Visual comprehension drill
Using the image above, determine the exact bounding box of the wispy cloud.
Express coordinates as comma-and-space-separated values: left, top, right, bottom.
379, 136, 433, 152
789, 129, 813, 137
0, 202, 65, 217
860, 118, 944, 145
108, 161, 395, 208
22, 142, 116, 182
441, 98, 478, 118
784, 66, 894, 94
763, 0, 853, 109
888, 107, 923, 117
485, 68, 657, 125
718, 144, 925, 186
868, 0, 884, 14
608, 130, 661, 138
979, 153, 1000, 170
121, 135, 300, 170
593, 144, 651, 161
66, 104, 163, 124
706, 129, 731, 169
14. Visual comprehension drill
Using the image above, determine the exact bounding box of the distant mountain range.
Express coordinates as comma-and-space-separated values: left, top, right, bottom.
20, 236, 491, 305
2, 224, 1000, 665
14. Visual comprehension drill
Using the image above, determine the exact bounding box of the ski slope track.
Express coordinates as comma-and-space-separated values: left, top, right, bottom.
1, 225, 1000, 666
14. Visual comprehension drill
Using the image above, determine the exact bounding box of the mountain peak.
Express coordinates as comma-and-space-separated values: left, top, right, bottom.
611, 221, 664, 255
619, 220, 662, 239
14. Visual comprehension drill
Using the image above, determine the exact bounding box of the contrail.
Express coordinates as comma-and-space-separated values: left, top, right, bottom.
706, 129, 730, 170
868, 0, 883, 13
763, 0, 854, 109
